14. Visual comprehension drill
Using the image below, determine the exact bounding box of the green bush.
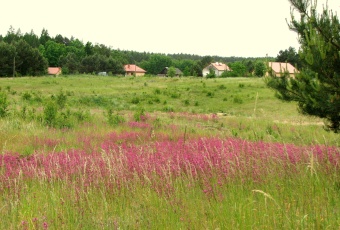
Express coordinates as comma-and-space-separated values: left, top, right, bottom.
206, 68, 216, 78
183, 99, 190, 106
56, 90, 67, 109
107, 108, 125, 126
73, 109, 92, 122
170, 92, 181, 99
154, 88, 161, 95
134, 108, 145, 122
43, 101, 58, 127
131, 97, 140, 104
206, 92, 214, 97
218, 84, 226, 90
233, 96, 243, 104
21, 92, 32, 101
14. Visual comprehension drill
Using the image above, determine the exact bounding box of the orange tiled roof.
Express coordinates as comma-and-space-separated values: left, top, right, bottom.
48, 67, 61, 75
268, 62, 298, 74
124, 64, 146, 73
209, 62, 231, 71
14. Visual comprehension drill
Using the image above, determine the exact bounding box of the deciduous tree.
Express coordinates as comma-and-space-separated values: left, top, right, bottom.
276, 46, 302, 69
254, 61, 266, 77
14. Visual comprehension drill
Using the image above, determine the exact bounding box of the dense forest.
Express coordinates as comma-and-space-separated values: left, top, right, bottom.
0, 26, 275, 77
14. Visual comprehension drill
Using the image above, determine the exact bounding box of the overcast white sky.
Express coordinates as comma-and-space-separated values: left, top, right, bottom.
1, 0, 339, 57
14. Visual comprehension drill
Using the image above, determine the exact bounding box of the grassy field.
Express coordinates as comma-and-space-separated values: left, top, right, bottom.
0, 75, 339, 229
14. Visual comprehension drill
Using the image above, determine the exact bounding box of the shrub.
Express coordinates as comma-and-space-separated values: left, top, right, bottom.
134, 108, 145, 122
73, 109, 92, 122
131, 97, 140, 104
206, 68, 216, 78
170, 92, 181, 99
206, 92, 214, 97
154, 88, 161, 95
167, 66, 177, 78
218, 84, 226, 90
233, 96, 243, 104
56, 90, 67, 109
43, 101, 58, 127
107, 108, 125, 126
21, 92, 32, 101
57, 109, 74, 129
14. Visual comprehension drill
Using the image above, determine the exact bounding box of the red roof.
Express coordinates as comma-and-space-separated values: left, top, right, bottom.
48, 67, 62, 75
268, 62, 298, 74
208, 62, 231, 71
124, 64, 146, 73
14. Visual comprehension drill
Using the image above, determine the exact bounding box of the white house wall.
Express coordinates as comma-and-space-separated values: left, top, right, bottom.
202, 68, 210, 77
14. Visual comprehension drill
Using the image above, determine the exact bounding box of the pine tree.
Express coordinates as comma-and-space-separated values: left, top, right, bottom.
266, 0, 340, 132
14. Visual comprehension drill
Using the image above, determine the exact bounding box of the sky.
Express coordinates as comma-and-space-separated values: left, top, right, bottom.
1, 0, 339, 58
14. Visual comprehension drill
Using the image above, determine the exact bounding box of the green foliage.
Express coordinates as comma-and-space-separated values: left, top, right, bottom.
206, 68, 216, 78
14, 39, 47, 76
21, 92, 32, 101
170, 92, 181, 99
267, 0, 340, 132
134, 108, 145, 122
0, 26, 273, 77
43, 40, 65, 67
227, 61, 247, 77
59, 53, 80, 74
276, 46, 302, 69
218, 84, 226, 90
78, 95, 110, 107
206, 91, 214, 97
131, 97, 140, 104
167, 66, 176, 78
0, 91, 8, 117
154, 88, 161, 95
0, 41, 16, 77
107, 108, 125, 126
220, 70, 230, 78
233, 96, 243, 104
254, 61, 266, 77
162, 105, 174, 112
3, 26, 21, 44
183, 99, 190, 106
140, 54, 172, 75
43, 100, 58, 127
55, 90, 67, 109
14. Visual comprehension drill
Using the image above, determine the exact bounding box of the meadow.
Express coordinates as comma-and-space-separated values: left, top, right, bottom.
0, 75, 339, 229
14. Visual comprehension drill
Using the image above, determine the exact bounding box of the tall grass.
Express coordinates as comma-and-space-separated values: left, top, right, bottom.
0, 76, 339, 229
0, 129, 339, 229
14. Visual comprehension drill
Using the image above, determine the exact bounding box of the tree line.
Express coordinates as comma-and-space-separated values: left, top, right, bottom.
0, 26, 285, 77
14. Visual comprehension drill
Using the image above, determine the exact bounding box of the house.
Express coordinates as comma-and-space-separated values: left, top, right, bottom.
202, 62, 231, 77
267, 62, 299, 77
48, 67, 62, 76
124, 64, 146, 76
158, 67, 183, 77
